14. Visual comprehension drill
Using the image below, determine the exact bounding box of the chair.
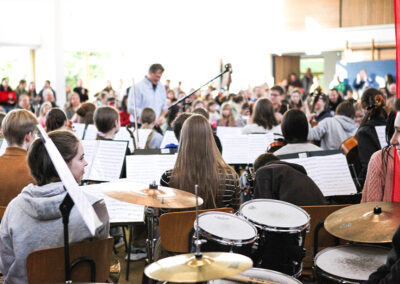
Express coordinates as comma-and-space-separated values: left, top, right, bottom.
159, 207, 234, 253
26, 237, 113, 284
300, 204, 350, 276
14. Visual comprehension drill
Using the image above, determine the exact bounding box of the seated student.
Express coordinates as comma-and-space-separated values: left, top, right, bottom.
76, 102, 96, 125
160, 104, 179, 134
45, 107, 69, 132
94, 106, 120, 140
307, 101, 358, 150
140, 107, 163, 149
357, 88, 387, 187
242, 98, 281, 134
253, 153, 326, 206
0, 110, 37, 206
37, 101, 52, 127
0, 130, 109, 284
236, 102, 250, 127
310, 93, 332, 123
361, 108, 399, 202
161, 115, 240, 210
274, 109, 322, 156
0, 112, 5, 138
217, 102, 237, 127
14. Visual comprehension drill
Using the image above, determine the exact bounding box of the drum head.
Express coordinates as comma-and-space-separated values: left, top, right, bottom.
315, 245, 390, 281
197, 212, 257, 242
209, 267, 301, 284
240, 199, 309, 230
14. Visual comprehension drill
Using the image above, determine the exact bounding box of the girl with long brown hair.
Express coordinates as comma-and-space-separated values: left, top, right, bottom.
160, 114, 240, 210
217, 102, 236, 127
242, 98, 280, 134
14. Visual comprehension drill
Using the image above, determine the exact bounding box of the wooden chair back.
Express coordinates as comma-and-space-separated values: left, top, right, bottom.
300, 204, 350, 273
0, 206, 6, 220
159, 207, 234, 253
26, 237, 113, 284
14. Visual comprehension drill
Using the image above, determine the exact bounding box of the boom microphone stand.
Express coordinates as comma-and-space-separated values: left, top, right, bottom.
169, 64, 232, 112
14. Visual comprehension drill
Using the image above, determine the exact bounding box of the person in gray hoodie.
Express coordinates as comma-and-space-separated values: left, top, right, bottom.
0, 130, 109, 284
307, 101, 358, 150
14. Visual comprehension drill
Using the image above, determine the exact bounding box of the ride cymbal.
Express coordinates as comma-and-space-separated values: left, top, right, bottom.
144, 252, 253, 283
101, 180, 203, 209
324, 202, 400, 243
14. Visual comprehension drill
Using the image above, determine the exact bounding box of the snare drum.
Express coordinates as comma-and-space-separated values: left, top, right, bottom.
209, 267, 301, 284
194, 212, 258, 257
239, 199, 310, 277
314, 244, 390, 284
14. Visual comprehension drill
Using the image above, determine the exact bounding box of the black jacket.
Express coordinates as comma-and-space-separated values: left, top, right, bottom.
253, 160, 326, 206
367, 225, 400, 283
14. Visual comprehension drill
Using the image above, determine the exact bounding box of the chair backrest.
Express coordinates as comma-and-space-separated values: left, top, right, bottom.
26, 237, 113, 284
300, 204, 350, 271
0, 206, 6, 220
159, 207, 234, 253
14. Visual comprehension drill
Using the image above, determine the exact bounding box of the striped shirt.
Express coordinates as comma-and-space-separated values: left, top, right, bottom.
160, 167, 240, 211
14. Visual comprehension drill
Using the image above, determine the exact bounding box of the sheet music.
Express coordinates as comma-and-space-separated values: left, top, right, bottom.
220, 133, 274, 164
89, 140, 128, 181
83, 125, 98, 140
36, 125, 101, 236
126, 154, 177, 184
216, 126, 243, 137
160, 130, 179, 148
282, 153, 357, 196
137, 129, 152, 149
0, 139, 7, 156
81, 140, 97, 180
114, 127, 135, 152
375, 126, 388, 148
81, 182, 145, 223
72, 123, 85, 139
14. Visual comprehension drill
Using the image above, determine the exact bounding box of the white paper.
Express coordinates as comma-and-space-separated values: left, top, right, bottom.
220, 133, 275, 164
216, 126, 243, 137
375, 126, 388, 149
36, 125, 101, 236
114, 127, 135, 152
81, 182, 145, 223
137, 129, 152, 149
0, 139, 8, 156
81, 140, 97, 180
72, 123, 85, 139
282, 153, 357, 197
126, 154, 177, 185
83, 125, 98, 140
160, 130, 179, 148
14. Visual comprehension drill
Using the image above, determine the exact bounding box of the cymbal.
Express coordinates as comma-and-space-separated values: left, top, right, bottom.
144, 252, 253, 282
325, 202, 400, 243
100, 180, 203, 208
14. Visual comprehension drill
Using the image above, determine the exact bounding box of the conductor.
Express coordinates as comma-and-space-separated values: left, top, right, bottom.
128, 63, 167, 126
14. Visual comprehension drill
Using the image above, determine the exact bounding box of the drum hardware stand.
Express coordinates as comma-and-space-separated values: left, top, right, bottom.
60, 192, 74, 283
194, 185, 207, 259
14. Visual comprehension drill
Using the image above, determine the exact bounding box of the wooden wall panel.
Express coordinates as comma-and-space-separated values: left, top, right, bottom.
342, 0, 394, 27
274, 55, 300, 84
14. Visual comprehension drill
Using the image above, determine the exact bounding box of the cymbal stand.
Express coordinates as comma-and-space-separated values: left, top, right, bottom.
194, 185, 203, 259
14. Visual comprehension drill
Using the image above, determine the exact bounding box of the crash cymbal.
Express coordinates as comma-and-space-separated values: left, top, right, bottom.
325, 202, 400, 243
100, 180, 203, 208
144, 252, 253, 283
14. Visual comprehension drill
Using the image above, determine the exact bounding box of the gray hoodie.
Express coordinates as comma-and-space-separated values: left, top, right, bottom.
307, 115, 358, 150
0, 182, 109, 284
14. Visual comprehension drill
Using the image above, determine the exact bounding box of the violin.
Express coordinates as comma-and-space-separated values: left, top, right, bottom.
126, 125, 138, 151
267, 139, 286, 153
309, 87, 322, 127
65, 120, 73, 132
340, 136, 358, 155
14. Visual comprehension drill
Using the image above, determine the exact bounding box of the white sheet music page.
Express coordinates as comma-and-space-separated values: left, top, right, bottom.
114, 127, 135, 152
72, 123, 85, 139
375, 126, 388, 148
81, 182, 145, 223
83, 125, 98, 140
220, 135, 250, 164
248, 133, 274, 163
0, 139, 8, 156
136, 129, 152, 149
161, 130, 179, 148
81, 140, 97, 180
126, 154, 177, 184
216, 127, 243, 137
282, 153, 357, 196
89, 140, 128, 181
36, 125, 101, 236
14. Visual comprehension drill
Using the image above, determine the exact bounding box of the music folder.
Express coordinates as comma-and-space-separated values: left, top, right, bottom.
81, 140, 128, 182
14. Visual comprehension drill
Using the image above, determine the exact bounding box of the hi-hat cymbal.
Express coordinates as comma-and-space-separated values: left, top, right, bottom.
325, 202, 400, 243
100, 180, 203, 208
144, 252, 253, 283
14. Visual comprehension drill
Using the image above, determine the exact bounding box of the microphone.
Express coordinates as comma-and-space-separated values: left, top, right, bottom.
225, 63, 232, 73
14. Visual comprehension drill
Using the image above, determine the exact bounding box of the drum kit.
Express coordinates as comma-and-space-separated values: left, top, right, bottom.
101, 181, 398, 284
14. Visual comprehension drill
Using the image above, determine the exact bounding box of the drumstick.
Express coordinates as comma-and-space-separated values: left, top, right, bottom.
131, 78, 140, 147
225, 275, 279, 284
